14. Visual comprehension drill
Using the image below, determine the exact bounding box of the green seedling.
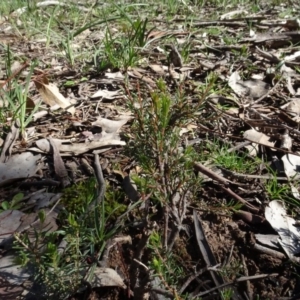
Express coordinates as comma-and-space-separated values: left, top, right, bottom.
221, 288, 235, 300
1, 192, 24, 212
265, 168, 290, 200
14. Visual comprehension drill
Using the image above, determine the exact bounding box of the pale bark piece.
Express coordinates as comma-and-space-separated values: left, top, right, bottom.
244, 143, 259, 156
243, 129, 275, 148
105, 71, 125, 80
280, 64, 296, 76
91, 89, 122, 99
91, 267, 126, 289
290, 183, 300, 200
34, 78, 75, 115
149, 64, 165, 76
34, 138, 125, 156
239, 79, 270, 99
0, 152, 42, 186
220, 9, 248, 20
284, 50, 300, 62
33, 104, 60, 121
265, 200, 300, 261
12, 1, 70, 17
255, 234, 280, 250
286, 76, 296, 96
35, 138, 62, 153
92, 116, 130, 133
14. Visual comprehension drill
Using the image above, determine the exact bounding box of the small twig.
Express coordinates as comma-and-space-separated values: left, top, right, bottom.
49, 138, 70, 187
84, 153, 106, 216
151, 287, 174, 299
220, 168, 289, 181
253, 243, 285, 259
193, 162, 229, 185
193, 162, 260, 213
192, 273, 278, 298
163, 206, 169, 249
133, 258, 149, 271
0, 61, 29, 89
179, 267, 207, 294
156, 270, 182, 300
251, 76, 283, 105
14, 232, 31, 251
19, 179, 61, 188
241, 253, 252, 300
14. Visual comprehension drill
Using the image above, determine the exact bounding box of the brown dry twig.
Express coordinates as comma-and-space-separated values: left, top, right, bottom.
193, 162, 260, 213
0, 61, 29, 89
192, 273, 279, 299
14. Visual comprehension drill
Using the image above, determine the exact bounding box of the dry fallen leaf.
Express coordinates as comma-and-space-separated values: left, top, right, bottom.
243, 129, 275, 148
149, 64, 165, 76
282, 98, 300, 118
105, 71, 124, 80
281, 153, 300, 180
92, 116, 130, 133
91, 89, 122, 100
265, 200, 300, 262
34, 76, 75, 114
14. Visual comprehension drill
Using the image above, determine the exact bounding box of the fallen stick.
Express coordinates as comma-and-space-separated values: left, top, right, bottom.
193, 162, 260, 214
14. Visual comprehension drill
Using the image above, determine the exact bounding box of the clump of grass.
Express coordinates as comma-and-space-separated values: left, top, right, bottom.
198, 138, 260, 173
13, 175, 121, 299
100, 16, 150, 69
1, 47, 40, 141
